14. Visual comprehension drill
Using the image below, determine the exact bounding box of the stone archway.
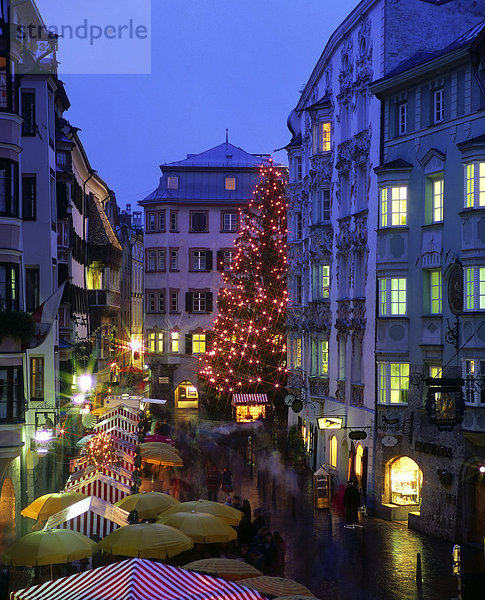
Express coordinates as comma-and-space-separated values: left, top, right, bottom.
385, 456, 423, 507
174, 380, 199, 409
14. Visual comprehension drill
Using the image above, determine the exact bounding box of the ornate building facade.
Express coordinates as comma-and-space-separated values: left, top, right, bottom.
284, 0, 485, 505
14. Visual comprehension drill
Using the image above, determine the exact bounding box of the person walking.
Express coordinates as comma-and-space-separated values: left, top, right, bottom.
205, 465, 221, 502
343, 477, 361, 528
273, 531, 287, 577
221, 467, 233, 494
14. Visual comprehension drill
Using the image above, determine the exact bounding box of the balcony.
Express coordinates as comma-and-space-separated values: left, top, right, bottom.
88, 289, 120, 309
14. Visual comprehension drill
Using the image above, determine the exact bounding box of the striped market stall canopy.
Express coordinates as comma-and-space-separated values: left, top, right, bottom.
11, 557, 268, 600
231, 394, 268, 406
45, 496, 129, 539
64, 466, 131, 504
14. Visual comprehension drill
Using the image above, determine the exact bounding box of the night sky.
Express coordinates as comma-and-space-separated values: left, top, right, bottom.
57, 0, 360, 208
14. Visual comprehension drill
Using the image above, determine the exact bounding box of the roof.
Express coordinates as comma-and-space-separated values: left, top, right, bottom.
232, 394, 268, 406
384, 19, 485, 79
140, 141, 276, 206
87, 194, 123, 252
162, 142, 269, 169
11, 558, 268, 600
374, 158, 413, 173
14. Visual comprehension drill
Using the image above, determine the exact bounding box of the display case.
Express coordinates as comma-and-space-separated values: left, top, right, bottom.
313, 465, 334, 509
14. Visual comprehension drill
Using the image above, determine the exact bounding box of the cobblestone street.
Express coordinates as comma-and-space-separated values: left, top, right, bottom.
166, 416, 485, 600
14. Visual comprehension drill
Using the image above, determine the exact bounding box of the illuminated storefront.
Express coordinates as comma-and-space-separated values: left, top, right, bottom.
175, 381, 199, 409
232, 394, 268, 423
388, 456, 422, 506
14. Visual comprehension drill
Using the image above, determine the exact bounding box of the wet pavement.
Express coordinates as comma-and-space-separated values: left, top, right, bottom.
165, 414, 485, 600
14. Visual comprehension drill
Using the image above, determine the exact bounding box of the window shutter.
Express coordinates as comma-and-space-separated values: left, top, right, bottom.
185, 334, 192, 354
205, 250, 213, 271
206, 292, 213, 312
185, 292, 193, 313
217, 251, 224, 272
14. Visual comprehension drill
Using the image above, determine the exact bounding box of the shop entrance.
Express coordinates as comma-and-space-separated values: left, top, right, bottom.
174, 381, 199, 409
388, 456, 423, 506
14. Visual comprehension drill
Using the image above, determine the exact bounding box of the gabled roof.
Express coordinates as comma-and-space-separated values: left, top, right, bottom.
88, 195, 123, 252
162, 142, 269, 169
374, 158, 413, 173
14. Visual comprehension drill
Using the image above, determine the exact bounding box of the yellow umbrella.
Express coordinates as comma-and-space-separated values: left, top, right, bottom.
99, 523, 193, 559
184, 558, 262, 581
140, 445, 183, 467
237, 577, 314, 598
162, 511, 237, 544
114, 492, 180, 519
141, 442, 180, 455
158, 499, 242, 525
3, 528, 98, 566
21, 492, 88, 521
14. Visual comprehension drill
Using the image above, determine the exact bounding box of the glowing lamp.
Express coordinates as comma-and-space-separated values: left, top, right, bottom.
479, 465, 485, 474
78, 374, 93, 393
72, 393, 85, 405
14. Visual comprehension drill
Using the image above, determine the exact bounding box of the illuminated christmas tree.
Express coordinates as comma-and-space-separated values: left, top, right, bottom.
198, 162, 288, 417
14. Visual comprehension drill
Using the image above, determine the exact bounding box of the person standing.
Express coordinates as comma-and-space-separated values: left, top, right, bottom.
206, 465, 221, 502
343, 478, 361, 528
221, 467, 233, 494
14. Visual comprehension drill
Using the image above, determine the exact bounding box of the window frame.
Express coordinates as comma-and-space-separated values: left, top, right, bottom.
171, 331, 179, 352
0, 263, 19, 312
167, 176, 179, 190
21, 91, 36, 136
398, 101, 408, 135
379, 276, 407, 316
379, 185, 408, 228
464, 266, 485, 311
170, 210, 178, 232
22, 174, 36, 220
0, 158, 19, 217
0, 366, 23, 422
428, 270, 442, 315
222, 211, 238, 232
225, 176, 236, 191
169, 290, 179, 313
464, 162, 485, 208
192, 333, 206, 354
30, 356, 44, 402
378, 362, 409, 405
313, 121, 331, 154
190, 210, 209, 233
433, 88, 444, 124
169, 248, 179, 271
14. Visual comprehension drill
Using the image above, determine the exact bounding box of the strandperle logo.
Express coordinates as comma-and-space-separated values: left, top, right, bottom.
16, 19, 148, 47
11, 0, 151, 75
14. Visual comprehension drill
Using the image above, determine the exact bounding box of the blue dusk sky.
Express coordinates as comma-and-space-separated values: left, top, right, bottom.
60, 0, 360, 209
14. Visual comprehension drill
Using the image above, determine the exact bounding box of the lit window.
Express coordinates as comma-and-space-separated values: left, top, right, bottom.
171, 331, 179, 352
148, 332, 156, 353
330, 435, 337, 468
463, 359, 485, 406
192, 334, 206, 354
432, 179, 443, 222
167, 176, 178, 190
320, 340, 328, 375
293, 338, 302, 369
30, 357, 44, 401
464, 162, 485, 208
379, 186, 407, 227
433, 89, 444, 124
379, 277, 407, 316
429, 270, 442, 314
378, 362, 409, 404
312, 264, 330, 300
314, 122, 331, 154
398, 102, 407, 135
87, 265, 103, 289
465, 267, 485, 311
225, 177, 236, 190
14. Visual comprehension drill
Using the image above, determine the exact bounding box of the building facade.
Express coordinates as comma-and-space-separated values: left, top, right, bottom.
284, 0, 485, 503
139, 141, 269, 410
370, 21, 485, 542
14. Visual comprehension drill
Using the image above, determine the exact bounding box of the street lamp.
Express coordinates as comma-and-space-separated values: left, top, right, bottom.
77, 373, 93, 394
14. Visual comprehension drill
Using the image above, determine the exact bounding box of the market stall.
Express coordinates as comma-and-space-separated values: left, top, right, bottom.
232, 394, 268, 423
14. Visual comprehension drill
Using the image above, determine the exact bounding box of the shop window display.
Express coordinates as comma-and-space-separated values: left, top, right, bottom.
389, 456, 422, 506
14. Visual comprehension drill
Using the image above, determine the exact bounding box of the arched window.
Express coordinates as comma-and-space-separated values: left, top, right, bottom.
389, 456, 423, 505
330, 435, 338, 468
355, 444, 364, 478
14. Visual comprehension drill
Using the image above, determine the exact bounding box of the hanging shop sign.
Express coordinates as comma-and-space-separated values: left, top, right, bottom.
382, 435, 398, 447
317, 417, 343, 430
349, 430, 367, 440
425, 377, 464, 430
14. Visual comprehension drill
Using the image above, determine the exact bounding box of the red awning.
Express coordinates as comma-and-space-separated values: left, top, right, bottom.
12, 558, 267, 600
232, 394, 268, 406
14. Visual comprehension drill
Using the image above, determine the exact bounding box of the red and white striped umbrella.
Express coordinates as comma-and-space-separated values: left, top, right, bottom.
11, 557, 267, 600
